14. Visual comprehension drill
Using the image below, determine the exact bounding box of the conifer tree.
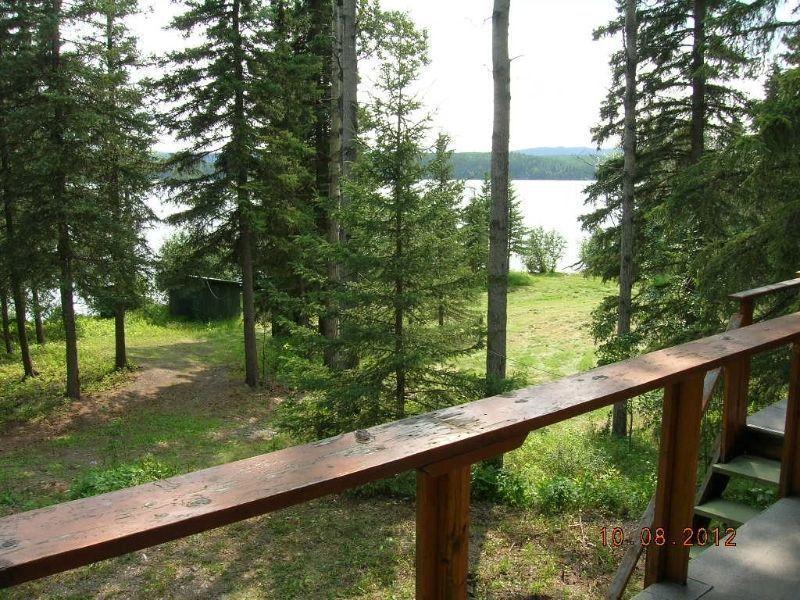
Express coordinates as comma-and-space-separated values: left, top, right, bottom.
310, 12, 481, 434
159, 0, 272, 388
462, 176, 525, 278
82, 0, 155, 371
37, 0, 106, 399
0, 1, 38, 377
584, 0, 788, 365
425, 134, 476, 326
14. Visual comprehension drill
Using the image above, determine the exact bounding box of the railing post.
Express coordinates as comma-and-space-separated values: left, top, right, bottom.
416, 466, 470, 600
739, 298, 754, 327
780, 343, 800, 497
721, 356, 751, 462
645, 375, 704, 587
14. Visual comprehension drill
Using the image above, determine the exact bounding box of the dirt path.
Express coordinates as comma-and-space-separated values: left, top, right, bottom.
2, 338, 262, 453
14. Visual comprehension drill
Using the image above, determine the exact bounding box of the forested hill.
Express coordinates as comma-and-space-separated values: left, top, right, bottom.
158, 151, 603, 181
442, 151, 600, 180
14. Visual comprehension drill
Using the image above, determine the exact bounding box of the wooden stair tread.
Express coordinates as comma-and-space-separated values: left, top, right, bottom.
747, 399, 787, 437
637, 498, 800, 600
712, 455, 781, 486
693, 499, 760, 526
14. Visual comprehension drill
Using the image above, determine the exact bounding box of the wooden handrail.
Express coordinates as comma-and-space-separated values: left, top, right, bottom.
608, 277, 800, 599
3, 314, 800, 593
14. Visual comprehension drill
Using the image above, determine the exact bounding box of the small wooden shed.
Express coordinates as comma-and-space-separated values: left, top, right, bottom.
167, 276, 242, 321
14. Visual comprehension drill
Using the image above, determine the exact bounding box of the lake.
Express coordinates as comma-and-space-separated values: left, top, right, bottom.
145, 179, 591, 272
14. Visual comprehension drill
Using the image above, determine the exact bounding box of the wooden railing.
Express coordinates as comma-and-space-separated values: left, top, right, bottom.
2, 291, 800, 597
609, 277, 800, 599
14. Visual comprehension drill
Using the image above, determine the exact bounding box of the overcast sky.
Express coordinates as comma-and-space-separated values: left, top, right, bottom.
132, 1, 791, 154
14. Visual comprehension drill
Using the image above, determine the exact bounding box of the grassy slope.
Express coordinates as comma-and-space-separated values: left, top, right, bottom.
1, 274, 658, 599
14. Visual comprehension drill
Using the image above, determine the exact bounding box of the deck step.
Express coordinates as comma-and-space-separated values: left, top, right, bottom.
712, 455, 781, 486
694, 499, 760, 527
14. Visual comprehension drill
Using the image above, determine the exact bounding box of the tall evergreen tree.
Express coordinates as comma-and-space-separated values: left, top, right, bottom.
462, 175, 525, 278
159, 0, 273, 388
584, 0, 788, 369
82, 0, 155, 371
307, 12, 481, 435
36, 0, 106, 399
426, 134, 476, 326
1, 1, 39, 377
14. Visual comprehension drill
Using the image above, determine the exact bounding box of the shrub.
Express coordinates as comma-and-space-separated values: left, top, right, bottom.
69, 455, 177, 499
522, 227, 567, 274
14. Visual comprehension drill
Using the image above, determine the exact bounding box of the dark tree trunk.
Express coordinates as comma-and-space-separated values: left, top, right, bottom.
114, 305, 127, 371
394, 183, 405, 419
107, 10, 127, 375
239, 219, 259, 387
613, 0, 639, 438
232, 0, 259, 388
32, 288, 45, 344
0, 51, 36, 377
323, 0, 342, 366
486, 0, 511, 390
690, 0, 706, 165
51, 0, 80, 399
1, 291, 12, 355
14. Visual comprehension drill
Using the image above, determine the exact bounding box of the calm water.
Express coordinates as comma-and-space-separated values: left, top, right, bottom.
145, 180, 591, 272
465, 179, 590, 272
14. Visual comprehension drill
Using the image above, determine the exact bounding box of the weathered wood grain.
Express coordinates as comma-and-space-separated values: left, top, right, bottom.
416, 466, 470, 599
645, 376, 704, 586
3, 312, 800, 588
780, 344, 800, 497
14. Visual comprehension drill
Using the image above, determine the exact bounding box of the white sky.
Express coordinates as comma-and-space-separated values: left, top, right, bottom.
134, 0, 617, 153
132, 0, 792, 154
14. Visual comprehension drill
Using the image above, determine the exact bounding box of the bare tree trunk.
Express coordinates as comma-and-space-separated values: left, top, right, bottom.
51, 0, 79, 399
232, 0, 259, 388
613, 0, 639, 438
106, 10, 127, 374
3, 172, 35, 376
1, 291, 11, 355
323, 0, 342, 367
340, 0, 358, 191
690, 0, 706, 165
0, 34, 36, 377
114, 306, 127, 371
324, 0, 358, 369
486, 0, 511, 391
32, 288, 45, 344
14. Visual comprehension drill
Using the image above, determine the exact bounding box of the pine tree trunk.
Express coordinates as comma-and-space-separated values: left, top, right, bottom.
321, 0, 341, 367
240, 218, 259, 387
51, 0, 80, 399
232, 0, 259, 388
32, 288, 45, 344
613, 0, 639, 438
340, 0, 358, 191
114, 305, 127, 371
57, 222, 80, 398
690, 0, 706, 165
487, 0, 511, 391
394, 182, 405, 419
1, 291, 11, 355
2, 126, 35, 377
106, 11, 127, 375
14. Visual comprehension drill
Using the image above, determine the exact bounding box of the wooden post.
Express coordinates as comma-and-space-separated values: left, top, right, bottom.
780, 343, 800, 497
721, 357, 750, 462
416, 466, 470, 600
739, 298, 754, 327
645, 375, 704, 587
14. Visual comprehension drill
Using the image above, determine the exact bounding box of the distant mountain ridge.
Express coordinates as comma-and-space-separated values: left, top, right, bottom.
157, 148, 609, 181
515, 146, 616, 157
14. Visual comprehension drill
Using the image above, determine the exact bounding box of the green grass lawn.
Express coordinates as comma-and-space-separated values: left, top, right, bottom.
1, 273, 660, 599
